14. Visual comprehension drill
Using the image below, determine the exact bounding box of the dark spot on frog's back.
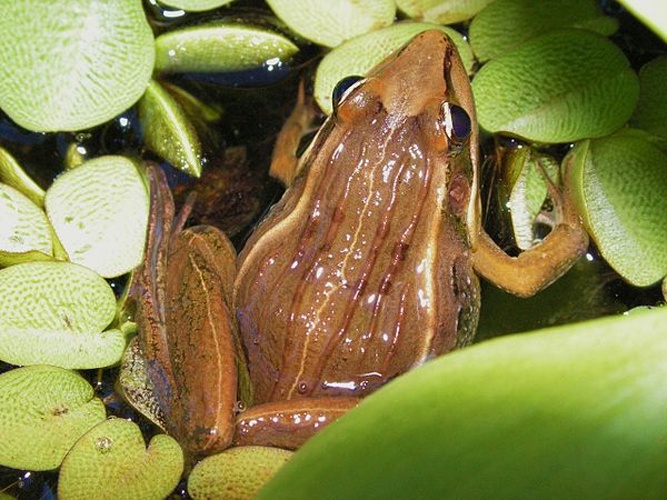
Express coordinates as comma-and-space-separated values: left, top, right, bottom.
393, 241, 409, 261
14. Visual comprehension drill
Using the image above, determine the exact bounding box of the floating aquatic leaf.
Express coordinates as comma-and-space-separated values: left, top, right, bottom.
315, 23, 473, 115
472, 29, 639, 142
0, 261, 126, 368
45, 156, 149, 278
630, 56, 667, 139
266, 0, 395, 48
0, 183, 53, 265
469, 0, 618, 62
159, 0, 234, 11
566, 130, 667, 286
59, 418, 183, 500
188, 446, 292, 499
155, 21, 299, 73
0, 365, 106, 471
0, 0, 154, 132
139, 80, 203, 177
261, 306, 667, 498
396, 0, 494, 24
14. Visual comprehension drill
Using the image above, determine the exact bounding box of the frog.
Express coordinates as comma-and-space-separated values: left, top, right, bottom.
120, 29, 588, 461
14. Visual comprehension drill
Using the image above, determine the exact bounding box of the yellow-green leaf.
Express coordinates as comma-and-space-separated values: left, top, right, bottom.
59, 418, 183, 500
0, 365, 106, 471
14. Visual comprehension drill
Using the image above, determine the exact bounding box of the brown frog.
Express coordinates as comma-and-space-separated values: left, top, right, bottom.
121, 30, 588, 461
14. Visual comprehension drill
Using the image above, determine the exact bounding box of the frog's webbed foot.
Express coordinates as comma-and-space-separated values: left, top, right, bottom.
472, 162, 589, 298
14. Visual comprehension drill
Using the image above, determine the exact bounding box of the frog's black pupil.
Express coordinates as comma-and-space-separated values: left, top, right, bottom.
332, 75, 363, 105
449, 104, 471, 139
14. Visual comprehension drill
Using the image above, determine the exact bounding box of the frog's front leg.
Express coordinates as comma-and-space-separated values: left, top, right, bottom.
472, 167, 589, 297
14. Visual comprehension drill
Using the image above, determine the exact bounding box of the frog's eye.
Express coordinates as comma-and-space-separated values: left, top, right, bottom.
442, 102, 471, 143
332, 75, 364, 107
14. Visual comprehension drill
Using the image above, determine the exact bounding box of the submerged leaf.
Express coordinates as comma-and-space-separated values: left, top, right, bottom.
0, 365, 106, 471
0, 261, 126, 368
59, 418, 183, 500
0, 147, 45, 206
0, 0, 154, 132
261, 307, 667, 498
472, 29, 639, 142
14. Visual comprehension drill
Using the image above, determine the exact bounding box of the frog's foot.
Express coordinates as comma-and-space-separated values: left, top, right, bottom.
472, 161, 589, 298
234, 397, 359, 449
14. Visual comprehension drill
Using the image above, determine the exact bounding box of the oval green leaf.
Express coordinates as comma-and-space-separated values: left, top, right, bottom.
59, 418, 183, 500
472, 29, 639, 143
565, 130, 667, 286
0, 183, 53, 265
266, 0, 395, 48
0, 365, 106, 471
159, 0, 234, 11
469, 0, 618, 62
139, 80, 203, 177
315, 23, 474, 115
45, 156, 149, 278
397, 0, 495, 24
155, 22, 299, 73
0, 147, 45, 206
261, 306, 667, 498
188, 446, 292, 499
0, 0, 154, 132
630, 56, 667, 139
0, 261, 126, 368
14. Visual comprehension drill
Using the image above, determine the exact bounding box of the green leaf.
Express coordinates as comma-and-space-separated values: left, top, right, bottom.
618, 0, 667, 42
155, 22, 299, 73
0, 183, 53, 265
266, 0, 395, 48
469, 0, 618, 62
472, 29, 639, 143
0, 365, 106, 471
565, 130, 667, 286
0, 147, 45, 207
0, 0, 154, 132
315, 22, 474, 115
159, 0, 234, 11
188, 446, 292, 499
0, 261, 127, 369
630, 56, 667, 139
45, 156, 149, 278
396, 0, 495, 24
59, 418, 183, 500
260, 306, 667, 498
139, 80, 203, 177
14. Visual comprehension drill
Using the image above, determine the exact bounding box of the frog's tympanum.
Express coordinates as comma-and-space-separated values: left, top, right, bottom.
121, 30, 588, 461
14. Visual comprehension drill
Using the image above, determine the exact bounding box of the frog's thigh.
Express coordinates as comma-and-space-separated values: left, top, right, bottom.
472, 222, 589, 298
